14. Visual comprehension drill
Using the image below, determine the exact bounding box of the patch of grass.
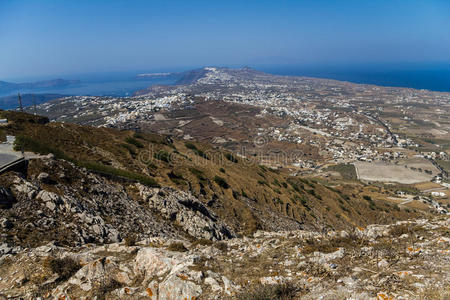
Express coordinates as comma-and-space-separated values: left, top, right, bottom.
257, 180, 268, 186
192, 238, 213, 247
214, 242, 228, 252
363, 195, 372, 201
14, 135, 69, 160
189, 167, 206, 181
185, 141, 197, 150
133, 132, 145, 140
257, 171, 266, 178
120, 143, 137, 156
436, 159, 450, 173
389, 224, 410, 237
78, 161, 159, 187
154, 150, 170, 162
324, 163, 357, 180
167, 242, 188, 252
214, 176, 230, 189
0, 129, 6, 142
233, 283, 301, 300
287, 178, 303, 193
124, 234, 137, 246
94, 278, 123, 300
43, 257, 81, 281
225, 152, 238, 163
185, 141, 209, 159
125, 137, 144, 148
167, 170, 185, 185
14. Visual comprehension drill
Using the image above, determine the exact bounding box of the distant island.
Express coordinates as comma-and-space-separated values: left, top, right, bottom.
0, 78, 80, 96
136, 73, 172, 78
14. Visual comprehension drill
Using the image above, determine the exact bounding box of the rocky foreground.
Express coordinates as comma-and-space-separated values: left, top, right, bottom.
0, 217, 448, 299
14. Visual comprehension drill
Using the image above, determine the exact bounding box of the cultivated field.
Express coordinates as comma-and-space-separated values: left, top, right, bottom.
354, 161, 434, 184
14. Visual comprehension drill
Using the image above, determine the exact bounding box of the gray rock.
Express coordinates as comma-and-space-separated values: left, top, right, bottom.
0, 243, 12, 255
137, 184, 235, 240
159, 274, 202, 300
37, 172, 50, 183
46, 201, 56, 211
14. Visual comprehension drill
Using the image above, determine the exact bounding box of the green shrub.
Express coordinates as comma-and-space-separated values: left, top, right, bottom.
14, 135, 68, 160
287, 178, 303, 193
133, 132, 145, 140
363, 195, 372, 201
214, 176, 230, 189
125, 137, 144, 148
189, 167, 206, 180
185, 142, 197, 150
224, 152, 238, 163
120, 143, 137, 156
195, 149, 209, 159
167, 171, 185, 185
154, 150, 170, 162
185, 142, 209, 159
78, 161, 159, 187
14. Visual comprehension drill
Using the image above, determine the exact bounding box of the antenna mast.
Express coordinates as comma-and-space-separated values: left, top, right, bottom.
32, 94, 37, 115
18, 93, 23, 112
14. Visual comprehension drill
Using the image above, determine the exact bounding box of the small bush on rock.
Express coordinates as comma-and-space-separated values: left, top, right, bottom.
44, 257, 81, 281
167, 242, 188, 252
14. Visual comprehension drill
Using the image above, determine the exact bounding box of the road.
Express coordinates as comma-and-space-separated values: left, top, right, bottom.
0, 143, 22, 169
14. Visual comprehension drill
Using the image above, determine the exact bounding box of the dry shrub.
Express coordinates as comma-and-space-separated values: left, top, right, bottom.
43, 257, 81, 281
192, 238, 214, 247
94, 278, 123, 300
124, 234, 137, 246
389, 224, 410, 236
232, 283, 302, 300
167, 242, 188, 252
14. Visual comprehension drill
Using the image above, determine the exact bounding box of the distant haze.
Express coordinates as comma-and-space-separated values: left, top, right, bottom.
1, 0, 450, 80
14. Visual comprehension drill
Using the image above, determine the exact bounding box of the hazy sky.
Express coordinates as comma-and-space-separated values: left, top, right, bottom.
1, 0, 450, 80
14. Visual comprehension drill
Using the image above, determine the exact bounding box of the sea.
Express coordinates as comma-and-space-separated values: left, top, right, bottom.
259, 63, 450, 92
2, 63, 450, 100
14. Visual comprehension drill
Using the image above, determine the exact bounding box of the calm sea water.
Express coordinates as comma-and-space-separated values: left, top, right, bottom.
0, 72, 182, 109
4, 76, 179, 98
260, 63, 450, 92
3, 64, 450, 100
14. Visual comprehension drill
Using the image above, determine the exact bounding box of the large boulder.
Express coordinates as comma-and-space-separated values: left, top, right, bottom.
136, 185, 234, 240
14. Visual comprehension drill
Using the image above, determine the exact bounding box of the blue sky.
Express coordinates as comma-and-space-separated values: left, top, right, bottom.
1, 0, 449, 80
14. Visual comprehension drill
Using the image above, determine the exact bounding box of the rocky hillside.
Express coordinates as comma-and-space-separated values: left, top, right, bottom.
0, 110, 424, 237
1, 110, 447, 298
0, 217, 448, 299
0, 158, 234, 250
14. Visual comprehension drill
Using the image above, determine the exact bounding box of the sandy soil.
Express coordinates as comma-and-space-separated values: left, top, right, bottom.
354, 161, 433, 184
